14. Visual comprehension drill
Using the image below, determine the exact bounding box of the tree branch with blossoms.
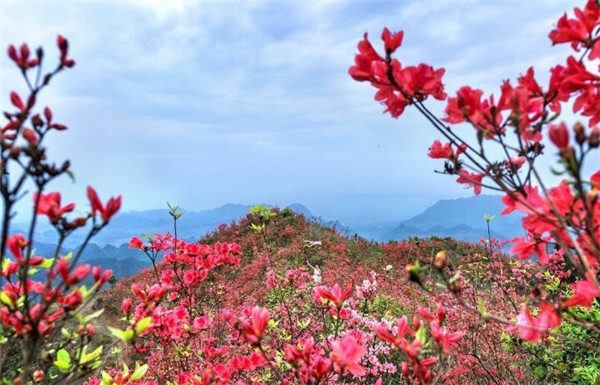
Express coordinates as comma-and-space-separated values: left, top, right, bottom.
350, 0, 600, 357
1, 36, 121, 385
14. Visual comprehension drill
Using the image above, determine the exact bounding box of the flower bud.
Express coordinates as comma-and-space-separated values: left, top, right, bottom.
401, 362, 409, 377
86, 323, 96, 336
121, 298, 133, 314
8, 147, 20, 159
436, 305, 446, 323
434, 251, 447, 271
406, 263, 421, 286
33, 370, 44, 382
31, 114, 43, 127
573, 122, 585, 145
589, 126, 599, 148
548, 123, 569, 150
22, 128, 38, 145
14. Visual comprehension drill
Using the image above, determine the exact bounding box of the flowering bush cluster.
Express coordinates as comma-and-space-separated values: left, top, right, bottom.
1, 37, 120, 384
4, 1, 600, 384
89, 205, 556, 385
92, 207, 476, 385
350, 0, 600, 380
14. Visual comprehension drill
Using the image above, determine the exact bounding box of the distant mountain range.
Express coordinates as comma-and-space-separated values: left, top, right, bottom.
347, 195, 524, 242
15, 203, 313, 247
12, 195, 523, 280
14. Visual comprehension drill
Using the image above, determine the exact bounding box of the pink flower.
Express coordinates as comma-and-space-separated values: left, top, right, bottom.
427, 140, 453, 159
87, 186, 121, 223
512, 303, 561, 342
373, 315, 411, 346
34, 192, 75, 223
330, 335, 367, 377
430, 321, 464, 353
564, 273, 600, 308
381, 28, 403, 53
129, 237, 144, 249
456, 170, 484, 195
7, 43, 39, 69
313, 283, 353, 307
239, 306, 269, 345
509, 236, 549, 265
548, 122, 570, 150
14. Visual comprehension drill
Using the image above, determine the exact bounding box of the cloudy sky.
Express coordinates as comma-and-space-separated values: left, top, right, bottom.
0, 0, 590, 223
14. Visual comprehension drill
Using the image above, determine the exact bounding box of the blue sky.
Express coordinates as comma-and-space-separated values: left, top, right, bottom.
0, 1, 589, 223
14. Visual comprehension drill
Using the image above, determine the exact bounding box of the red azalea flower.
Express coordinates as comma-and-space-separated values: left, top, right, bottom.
456, 170, 484, 195
57, 35, 75, 68
381, 28, 404, 53
239, 306, 269, 345
6, 234, 28, 262
129, 237, 144, 249
86, 186, 122, 223
313, 283, 353, 307
444, 86, 484, 124
548, 122, 570, 150
373, 315, 412, 346
549, 1, 600, 51
34, 192, 75, 223
510, 235, 550, 265
430, 321, 464, 353
330, 334, 367, 377
564, 273, 600, 308
512, 303, 561, 342
7, 44, 39, 70
427, 140, 453, 159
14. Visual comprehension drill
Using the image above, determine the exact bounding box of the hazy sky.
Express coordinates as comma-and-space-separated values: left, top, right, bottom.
0, 0, 590, 223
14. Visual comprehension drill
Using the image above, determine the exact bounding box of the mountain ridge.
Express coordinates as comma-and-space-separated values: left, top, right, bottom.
13, 196, 523, 279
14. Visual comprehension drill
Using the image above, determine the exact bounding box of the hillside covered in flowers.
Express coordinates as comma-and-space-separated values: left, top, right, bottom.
2, 1, 600, 384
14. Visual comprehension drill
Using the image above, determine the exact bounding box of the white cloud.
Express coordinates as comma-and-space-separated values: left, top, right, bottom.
0, 0, 588, 221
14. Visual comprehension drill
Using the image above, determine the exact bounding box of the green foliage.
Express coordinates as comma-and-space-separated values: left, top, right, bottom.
250, 204, 276, 221
167, 202, 184, 220
506, 303, 600, 384
373, 295, 406, 319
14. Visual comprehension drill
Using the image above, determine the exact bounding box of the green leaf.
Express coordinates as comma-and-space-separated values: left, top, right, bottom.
124, 329, 134, 341
0, 292, 14, 307
54, 349, 71, 373
83, 309, 104, 324
81, 346, 102, 364
130, 363, 149, 381
415, 325, 427, 344
57, 349, 71, 364
38, 257, 55, 269
135, 317, 152, 335
54, 360, 70, 373
477, 130, 484, 145
1, 257, 9, 271
478, 297, 489, 319
101, 371, 112, 385
108, 327, 127, 342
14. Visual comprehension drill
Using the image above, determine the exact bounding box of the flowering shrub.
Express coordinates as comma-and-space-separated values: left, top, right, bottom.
350, 0, 600, 382
98, 207, 474, 384
89, 205, 553, 384
1, 37, 120, 384
6, 1, 600, 384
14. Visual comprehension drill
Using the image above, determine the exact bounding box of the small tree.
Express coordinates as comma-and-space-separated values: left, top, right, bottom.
1, 36, 121, 384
